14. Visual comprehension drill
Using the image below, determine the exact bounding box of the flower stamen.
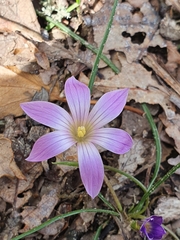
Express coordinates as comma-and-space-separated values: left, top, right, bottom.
77, 126, 86, 138
144, 222, 152, 233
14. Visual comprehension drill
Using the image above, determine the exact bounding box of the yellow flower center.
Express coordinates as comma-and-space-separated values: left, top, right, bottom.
77, 126, 86, 138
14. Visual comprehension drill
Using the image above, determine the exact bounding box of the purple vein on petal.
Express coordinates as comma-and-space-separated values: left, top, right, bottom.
77, 142, 104, 199
26, 131, 76, 162
89, 128, 133, 154
65, 76, 90, 126
87, 89, 129, 130
20, 101, 73, 130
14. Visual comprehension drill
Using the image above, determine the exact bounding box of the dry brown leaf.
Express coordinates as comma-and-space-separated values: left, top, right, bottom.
0, 33, 39, 72
105, 235, 124, 240
38, 41, 106, 71
168, 155, 180, 174
20, 184, 63, 233
143, 54, 180, 99
165, 41, 180, 76
166, 0, 180, 12
0, 0, 40, 33
0, 162, 43, 206
166, 41, 180, 64
0, 137, 25, 179
56, 145, 78, 173
80, 198, 97, 225
116, 137, 156, 188
159, 113, 180, 153
160, 13, 180, 41
39, 66, 59, 85
35, 52, 50, 70
154, 197, 180, 223
0, 66, 60, 119
121, 109, 151, 137
79, 54, 175, 119
92, 2, 160, 62
126, 0, 148, 8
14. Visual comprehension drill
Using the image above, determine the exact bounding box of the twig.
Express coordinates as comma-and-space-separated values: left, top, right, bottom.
57, 97, 144, 116
143, 54, 180, 96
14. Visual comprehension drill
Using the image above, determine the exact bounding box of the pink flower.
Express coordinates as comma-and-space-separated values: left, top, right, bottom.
20, 76, 133, 198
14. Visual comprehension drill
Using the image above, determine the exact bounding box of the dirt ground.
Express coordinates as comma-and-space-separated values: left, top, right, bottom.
0, 0, 180, 239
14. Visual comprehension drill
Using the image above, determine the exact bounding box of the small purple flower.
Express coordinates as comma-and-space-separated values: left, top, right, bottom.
140, 215, 166, 240
20, 76, 133, 198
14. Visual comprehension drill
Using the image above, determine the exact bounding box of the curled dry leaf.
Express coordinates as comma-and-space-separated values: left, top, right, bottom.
0, 66, 60, 119
92, 2, 160, 62
80, 198, 97, 225
20, 184, 63, 233
165, 41, 180, 78
79, 53, 175, 119
160, 12, 180, 41
0, 33, 39, 73
116, 137, 156, 187
143, 54, 180, 102
0, 0, 40, 34
121, 107, 151, 137
154, 197, 180, 223
56, 145, 78, 173
159, 113, 180, 154
126, 0, 148, 8
0, 137, 25, 179
168, 155, 180, 174
0, 162, 43, 206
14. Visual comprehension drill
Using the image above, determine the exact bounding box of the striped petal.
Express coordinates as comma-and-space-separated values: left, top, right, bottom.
20, 101, 73, 131
87, 89, 128, 130
65, 76, 91, 127
26, 131, 76, 162
89, 128, 133, 154
140, 216, 166, 240
77, 142, 104, 198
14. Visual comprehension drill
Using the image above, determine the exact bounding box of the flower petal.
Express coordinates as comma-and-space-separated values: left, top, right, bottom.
140, 216, 166, 240
148, 222, 166, 239
89, 128, 133, 154
20, 101, 73, 131
77, 142, 104, 198
150, 216, 163, 225
26, 131, 76, 162
65, 76, 91, 127
87, 89, 128, 129
140, 225, 149, 239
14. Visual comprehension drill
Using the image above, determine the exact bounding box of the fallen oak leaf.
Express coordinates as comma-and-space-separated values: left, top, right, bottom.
0, 161, 43, 205
159, 113, 180, 154
0, 0, 40, 35
0, 66, 60, 119
0, 137, 25, 179
20, 184, 63, 233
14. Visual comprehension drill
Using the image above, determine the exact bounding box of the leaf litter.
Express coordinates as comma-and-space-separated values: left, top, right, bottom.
0, 0, 180, 239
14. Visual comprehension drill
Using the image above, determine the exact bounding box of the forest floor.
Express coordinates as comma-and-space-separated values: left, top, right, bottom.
0, 0, 180, 239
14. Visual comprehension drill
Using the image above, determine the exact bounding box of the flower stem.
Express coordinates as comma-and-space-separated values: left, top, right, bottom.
66, 3, 79, 12
129, 103, 162, 213
142, 103, 162, 191
131, 163, 180, 214
11, 208, 119, 240
98, 193, 115, 210
104, 165, 147, 193
54, 161, 147, 193
162, 224, 180, 240
37, 12, 120, 74
93, 223, 103, 240
88, 0, 119, 91
146, 162, 180, 199
104, 174, 122, 212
